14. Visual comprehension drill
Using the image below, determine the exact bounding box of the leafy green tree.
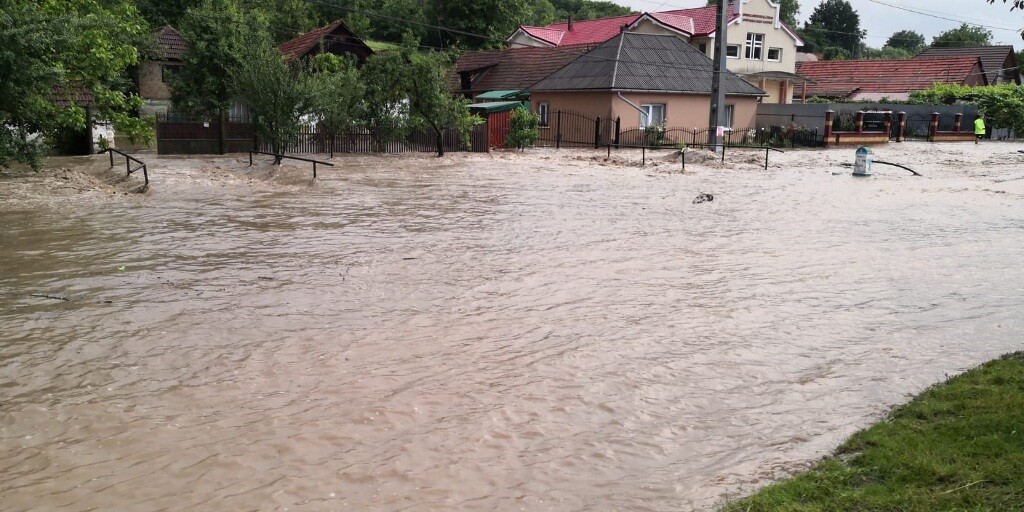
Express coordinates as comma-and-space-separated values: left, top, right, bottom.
862, 46, 913, 60
308, 54, 364, 152
505, 108, 540, 150
802, 0, 864, 58
910, 83, 1024, 135
886, 30, 925, 52
231, 32, 312, 163
406, 52, 482, 156
172, 0, 261, 117
526, 0, 557, 26
0, 0, 152, 170
433, 0, 530, 48
931, 23, 993, 48
359, 51, 410, 151
567, 0, 634, 20
137, 0, 202, 28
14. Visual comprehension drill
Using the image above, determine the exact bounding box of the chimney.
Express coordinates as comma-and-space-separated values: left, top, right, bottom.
568, 14, 573, 31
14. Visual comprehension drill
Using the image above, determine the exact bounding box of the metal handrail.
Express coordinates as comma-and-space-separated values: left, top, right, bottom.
106, 148, 148, 186
248, 151, 335, 178
602, 143, 784, 171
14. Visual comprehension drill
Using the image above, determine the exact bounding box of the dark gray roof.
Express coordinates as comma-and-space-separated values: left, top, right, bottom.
917, 45, 1020, 84
529, 32, 766, 96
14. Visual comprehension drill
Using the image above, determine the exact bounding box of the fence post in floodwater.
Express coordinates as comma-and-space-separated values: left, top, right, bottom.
884, 112, 892, 140
594, 116, 601, 148
929, 112, 940, 142
556, 111, 562, 149
954, 113, 963, 133
855, 111, 865, 135
614, 117, 621, 146
897, 112, 907, 142
824, 110, 835, 147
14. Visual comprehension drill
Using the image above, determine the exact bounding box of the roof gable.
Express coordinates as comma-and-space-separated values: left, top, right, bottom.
530, 32, 765, 96
278, 19, 372, 62
155, 26, 187, 61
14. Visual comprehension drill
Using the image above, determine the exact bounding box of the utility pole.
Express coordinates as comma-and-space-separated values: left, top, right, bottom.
707, 0, 729, 152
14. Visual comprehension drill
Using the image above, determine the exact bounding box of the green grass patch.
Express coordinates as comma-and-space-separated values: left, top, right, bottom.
365, 39, 400, 52
722, 352, 1024, 512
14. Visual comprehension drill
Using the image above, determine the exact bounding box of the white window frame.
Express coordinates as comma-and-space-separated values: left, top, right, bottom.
726, 44, 740, 59
767, 47, 782, 62
537, 102, 549, 127
745, 33, 764, 60
640, 103, 666, 128
723, 104, 735, 128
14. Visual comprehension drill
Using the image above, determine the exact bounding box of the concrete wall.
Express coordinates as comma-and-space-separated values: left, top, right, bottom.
756, 102, 981, 133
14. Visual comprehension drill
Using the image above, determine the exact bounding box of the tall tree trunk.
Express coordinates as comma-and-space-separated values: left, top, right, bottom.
433, 124, 444, 157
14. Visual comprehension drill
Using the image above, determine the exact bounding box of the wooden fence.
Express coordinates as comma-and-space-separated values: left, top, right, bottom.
155, 117, 488, 155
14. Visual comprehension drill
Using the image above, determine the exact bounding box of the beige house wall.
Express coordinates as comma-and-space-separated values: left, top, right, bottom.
630, 19, 689, 38
531, 92, 615, 121
533, 91, 759, 130
138, 60, 181, 101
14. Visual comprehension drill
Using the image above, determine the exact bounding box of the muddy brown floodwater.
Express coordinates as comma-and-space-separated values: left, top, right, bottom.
2, 145, 1023, 511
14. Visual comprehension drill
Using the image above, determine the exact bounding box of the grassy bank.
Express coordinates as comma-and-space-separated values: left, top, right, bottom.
723, 352, 1024, 511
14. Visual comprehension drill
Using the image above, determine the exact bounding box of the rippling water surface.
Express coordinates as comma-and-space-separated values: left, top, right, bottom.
2, 149, 1023, 511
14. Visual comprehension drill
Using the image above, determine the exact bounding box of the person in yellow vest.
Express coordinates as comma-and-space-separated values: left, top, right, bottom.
975, 115, 986, 144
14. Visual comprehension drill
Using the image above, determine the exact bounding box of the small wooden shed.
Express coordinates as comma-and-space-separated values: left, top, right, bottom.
468, 101, 527, 149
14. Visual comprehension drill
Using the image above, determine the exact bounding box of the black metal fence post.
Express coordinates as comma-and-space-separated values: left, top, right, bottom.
614, 117, 621, 147
556, 111, 562, 149
594, 116, 601, 148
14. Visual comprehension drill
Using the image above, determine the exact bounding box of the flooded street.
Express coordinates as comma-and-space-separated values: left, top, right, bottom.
2, 145, 1023, 511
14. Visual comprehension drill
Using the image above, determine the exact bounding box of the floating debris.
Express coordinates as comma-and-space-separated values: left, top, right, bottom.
693, 193, 714, 204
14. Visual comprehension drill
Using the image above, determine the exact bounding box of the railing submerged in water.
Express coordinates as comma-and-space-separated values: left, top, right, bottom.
106, 148, 148, 187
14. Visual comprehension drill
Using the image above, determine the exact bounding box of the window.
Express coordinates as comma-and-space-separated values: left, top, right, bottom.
767, 47, 782, 62
537, 103, 549, 127
726, 44, 740, 59
723, 104, 735, 128
161, 64, 180, 83
640, 104, 665, 128
698, 43, 708, 55
745, 33, 764, 60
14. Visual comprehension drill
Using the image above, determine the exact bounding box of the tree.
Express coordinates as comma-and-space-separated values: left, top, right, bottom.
504, 108, 540, 150
862, 46, 913, 60
406, 52, 482, 156
172, 0, 260, 117
0, 0, 151, 170
802, 0, 864, 59
231, 32, 312, 163
707, 0, 800, 26
359, 51, 410, 152
987, 0, 1024, 10
886, 30, 925, 52
910, 83, 1024, 135
526, 0, 557, 26
931, 23, 993, 48
432, 0, 529, 48
308, 54, 364, 155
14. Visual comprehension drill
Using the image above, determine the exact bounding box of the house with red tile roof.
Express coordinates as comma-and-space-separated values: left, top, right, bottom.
506, 0, 807, 104
796, 56, 987, 102
138, 26, 188, 116
278, 19, 373, 63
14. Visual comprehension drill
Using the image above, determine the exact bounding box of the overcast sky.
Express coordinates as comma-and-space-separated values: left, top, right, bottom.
616, 0, 1024, 49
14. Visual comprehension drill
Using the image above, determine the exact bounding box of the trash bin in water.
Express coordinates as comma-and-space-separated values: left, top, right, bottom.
853, 146, 873, 176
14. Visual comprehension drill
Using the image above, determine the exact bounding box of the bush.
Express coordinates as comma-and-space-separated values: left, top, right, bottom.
504, 107, 540, 150
910, 84, 1024, 135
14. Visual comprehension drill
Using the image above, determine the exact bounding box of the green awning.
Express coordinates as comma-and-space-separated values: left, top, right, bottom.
467, 101, 527, 114
474, 90, 528, 100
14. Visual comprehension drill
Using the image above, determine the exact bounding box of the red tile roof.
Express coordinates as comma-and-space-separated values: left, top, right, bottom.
796, 56, 984, 98
278, 19, 371, 61
155, 26, 187, 61
514, 4, 738, 47
455, 45, 596, 95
